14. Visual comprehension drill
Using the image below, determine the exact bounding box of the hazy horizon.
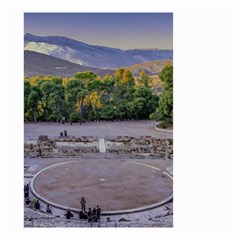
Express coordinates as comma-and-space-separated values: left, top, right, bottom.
24, 13, 173, 50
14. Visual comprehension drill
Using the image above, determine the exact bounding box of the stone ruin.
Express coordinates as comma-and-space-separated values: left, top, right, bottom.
24, 135, 173, 160
24, 136, 99, 158
106, 136, 173, 159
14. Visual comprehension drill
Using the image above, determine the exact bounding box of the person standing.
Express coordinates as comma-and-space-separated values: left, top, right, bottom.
24, 184, 29, 192
64, 130, 67, 137
96, 206, 101, 221
24, 190, 29, 199
81, 197, 86, 212
92, 208, 97, 222
87, 208, 93, 222
25, 197, 31, 205
24, 184, 29, 199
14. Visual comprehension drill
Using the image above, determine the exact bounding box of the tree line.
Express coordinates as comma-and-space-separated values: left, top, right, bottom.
24, 65, 173, 127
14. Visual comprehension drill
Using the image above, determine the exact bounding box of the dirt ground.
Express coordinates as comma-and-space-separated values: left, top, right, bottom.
33, 158, 172, 211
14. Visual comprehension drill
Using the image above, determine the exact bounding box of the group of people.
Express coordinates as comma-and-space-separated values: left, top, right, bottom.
24, 184, 37, 209
60, 130, 68, 137
65, 197, 101, 222
64, 207, 102, 222
24, 184, 52, 214
79, 206, 101, 222
24, 187, 101, 221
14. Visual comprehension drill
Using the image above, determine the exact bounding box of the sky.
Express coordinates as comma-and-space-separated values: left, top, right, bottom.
24, 13, 173, 50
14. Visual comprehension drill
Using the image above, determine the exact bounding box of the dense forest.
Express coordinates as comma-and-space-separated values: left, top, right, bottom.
24, 65, 173, 127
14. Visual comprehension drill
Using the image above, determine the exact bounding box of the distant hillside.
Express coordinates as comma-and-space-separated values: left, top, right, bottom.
24, 33, 173, 69
126, 60, 173, 77
24, 51, 115, 77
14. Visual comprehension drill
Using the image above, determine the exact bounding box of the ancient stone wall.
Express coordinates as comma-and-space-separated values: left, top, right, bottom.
24, 136, 173, 160
24, 136, 99, 158
106, 136, 173, 160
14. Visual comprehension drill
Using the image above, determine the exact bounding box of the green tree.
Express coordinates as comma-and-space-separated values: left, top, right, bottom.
39, 81, 65, 121
24, 69, 161, 122
69, 112, 80, 122
24, 80, 31, 113
48, 93, 66, 121
133, 86, 158, 119
151, 65, 173, 127
28, 90, 39, 122
139, 70, 151, 87
74, 72, 97, 88
39, 81, 55, 120
66, 79, 86, 123
52, 77, 63, 85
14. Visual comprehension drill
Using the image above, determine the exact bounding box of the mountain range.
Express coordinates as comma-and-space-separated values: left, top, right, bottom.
24, 33, 173, 69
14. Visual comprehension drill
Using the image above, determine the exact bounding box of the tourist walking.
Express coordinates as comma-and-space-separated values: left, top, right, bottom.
81, 197, 86, 211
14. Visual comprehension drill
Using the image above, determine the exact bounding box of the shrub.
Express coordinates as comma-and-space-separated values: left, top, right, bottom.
69, 112, 80, 122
